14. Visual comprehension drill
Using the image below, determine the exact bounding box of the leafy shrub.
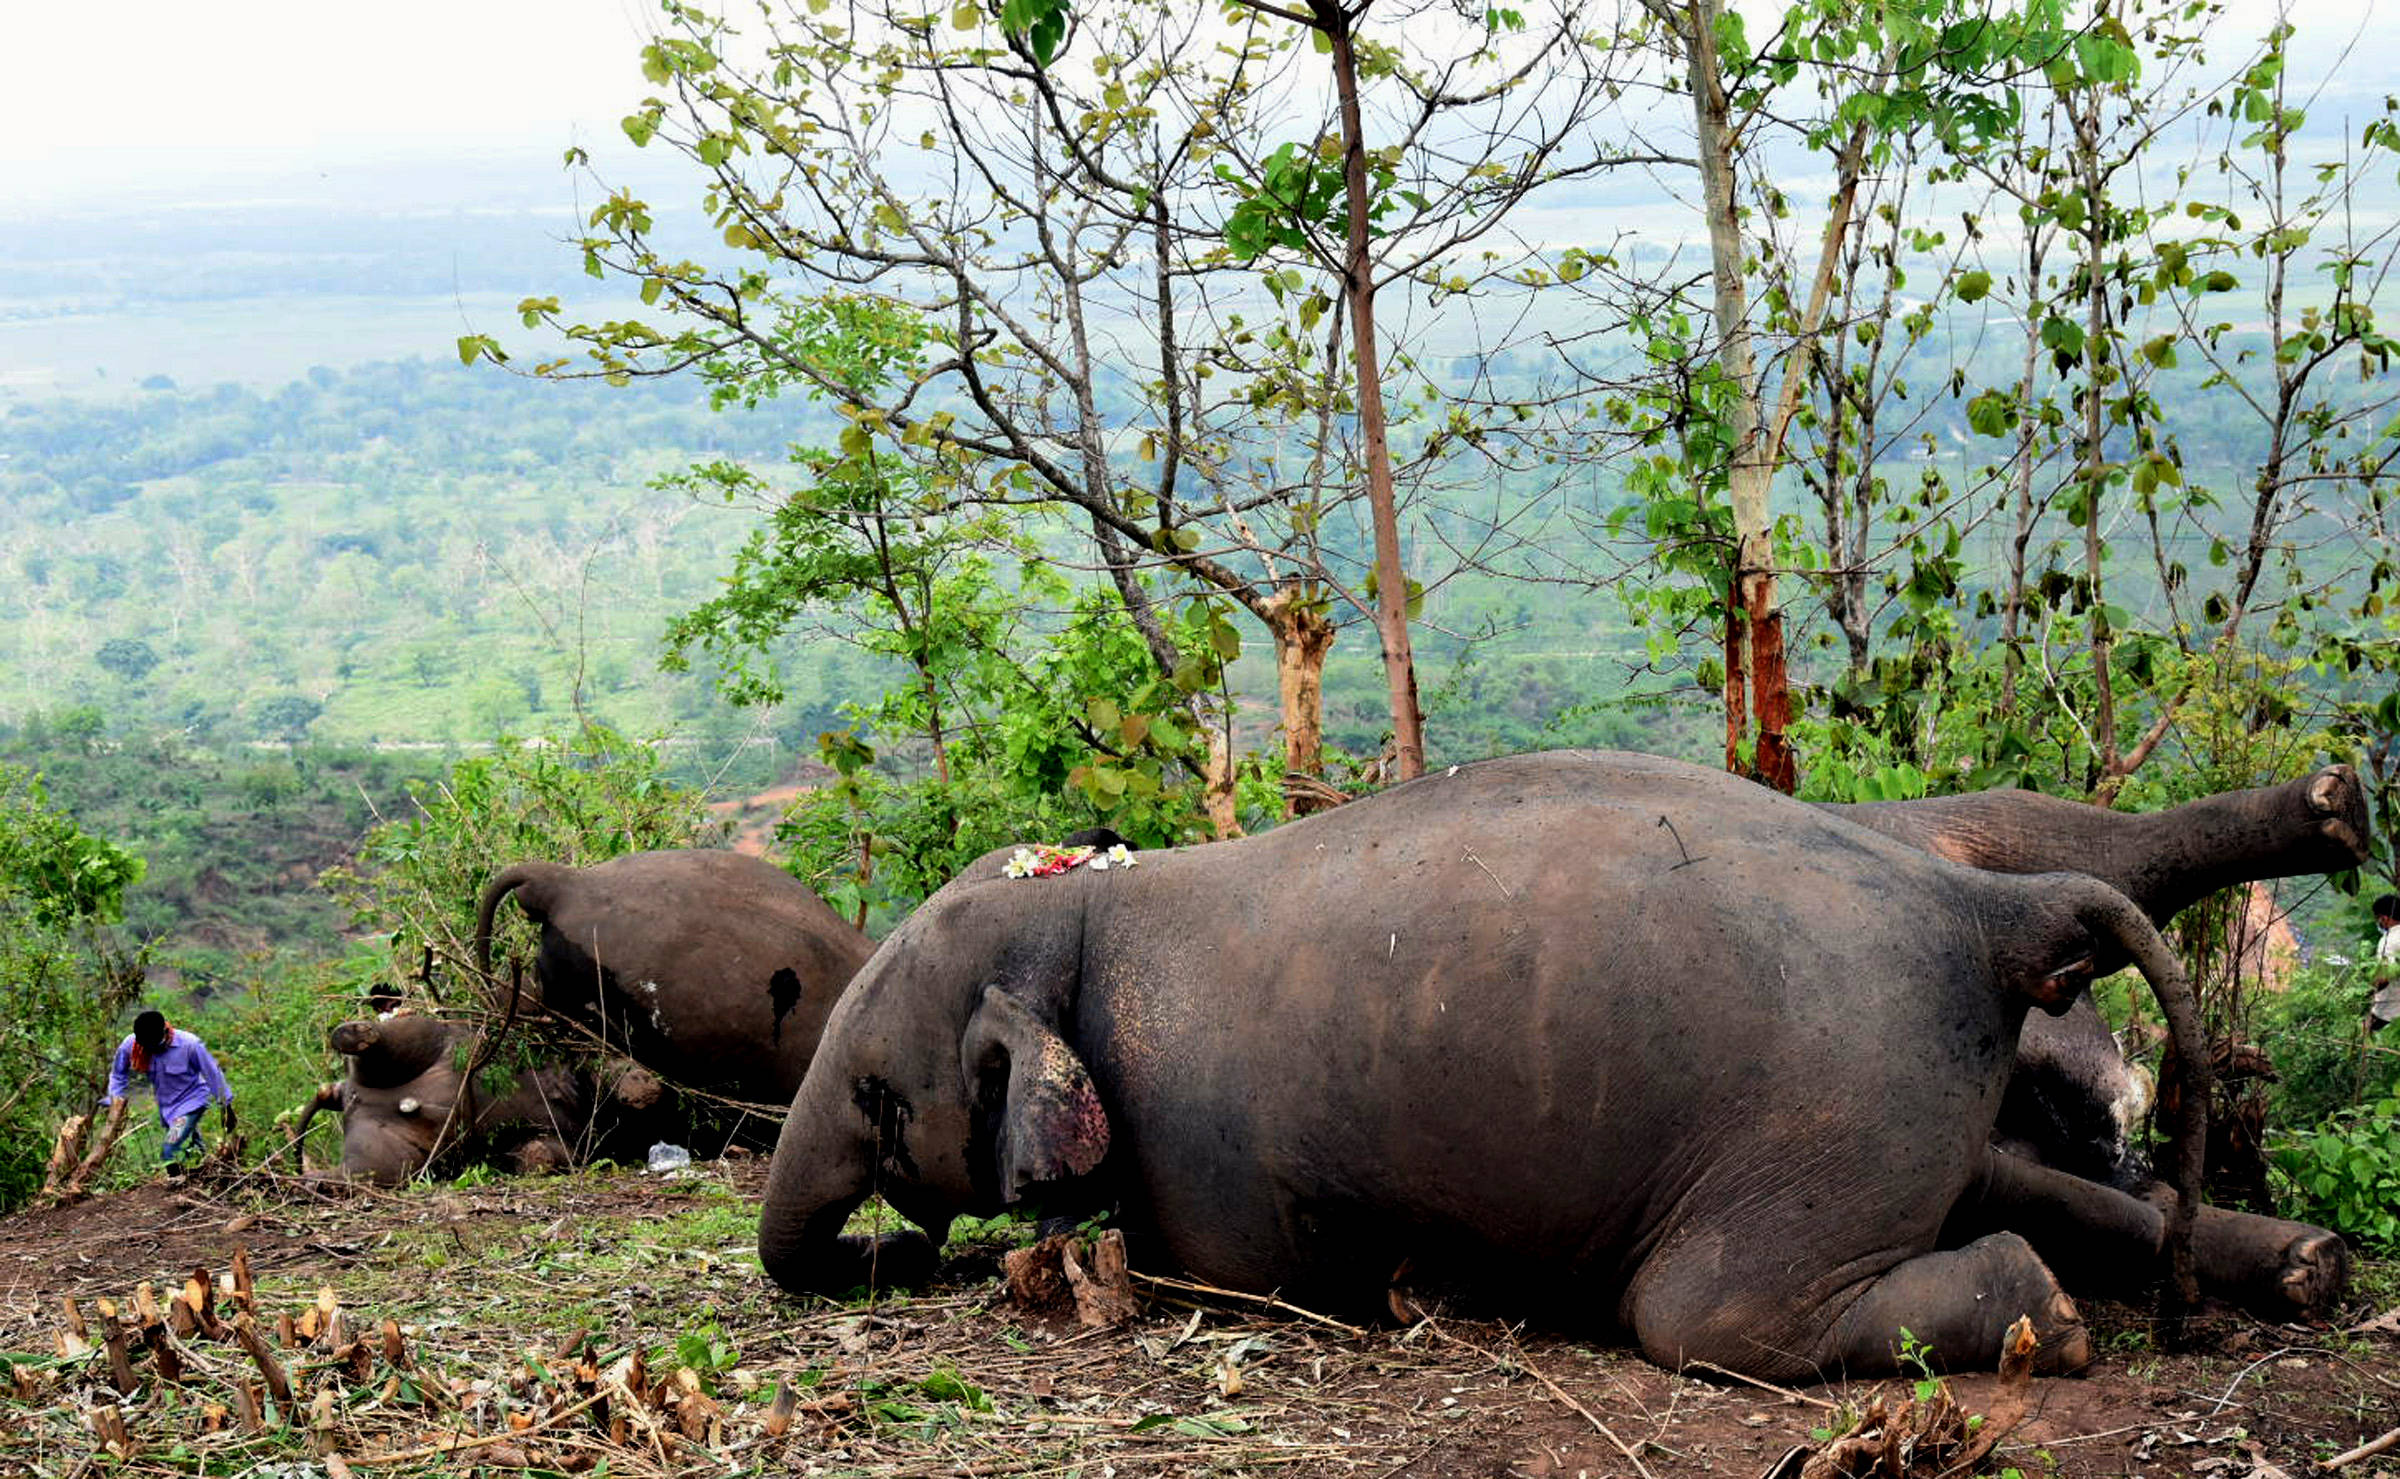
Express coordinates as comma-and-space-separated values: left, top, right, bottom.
0, 765, 149, 1210
2256, 961, 2396, 1131
321, 724, 714, 1005
2271, 1097, 2400, 1252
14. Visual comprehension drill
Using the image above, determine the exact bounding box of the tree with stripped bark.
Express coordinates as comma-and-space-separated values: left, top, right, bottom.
1620, 0, 2076, 792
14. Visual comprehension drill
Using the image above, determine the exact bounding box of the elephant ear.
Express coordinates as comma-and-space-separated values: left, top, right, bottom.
959, 985, 1110, 1203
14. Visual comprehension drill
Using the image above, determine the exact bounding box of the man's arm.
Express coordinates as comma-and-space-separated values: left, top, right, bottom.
194, 1041, 234, 1108
103, 1039, 132, 1105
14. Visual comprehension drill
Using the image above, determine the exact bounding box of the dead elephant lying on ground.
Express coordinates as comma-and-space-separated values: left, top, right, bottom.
758, 750, 2212, 1382
298, 852, 874, 1183
288, 1014, 634, 1185
475, 849, 874, 1135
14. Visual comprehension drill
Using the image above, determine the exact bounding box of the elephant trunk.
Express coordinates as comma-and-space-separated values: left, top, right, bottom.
757, 1074, 939, 1298
2075, 879, 2211, 1318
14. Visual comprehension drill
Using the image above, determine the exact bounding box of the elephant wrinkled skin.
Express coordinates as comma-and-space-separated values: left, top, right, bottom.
758, 751, 2209, 1381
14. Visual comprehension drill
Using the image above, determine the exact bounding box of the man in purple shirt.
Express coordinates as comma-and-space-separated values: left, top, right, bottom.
105, 1010, 236, 1174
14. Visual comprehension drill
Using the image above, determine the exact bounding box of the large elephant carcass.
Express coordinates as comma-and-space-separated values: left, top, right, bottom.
474, 849, 876, 1141
757, 751, 2209, 1381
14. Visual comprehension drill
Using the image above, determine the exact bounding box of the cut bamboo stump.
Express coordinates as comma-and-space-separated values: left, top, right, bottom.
233, 1313, 293, 1412
95, 1298, 138, 1394
39, 1112, 91, 1198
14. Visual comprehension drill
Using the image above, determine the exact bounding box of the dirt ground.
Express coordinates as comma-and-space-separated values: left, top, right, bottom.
3, 1162, 2397, 1478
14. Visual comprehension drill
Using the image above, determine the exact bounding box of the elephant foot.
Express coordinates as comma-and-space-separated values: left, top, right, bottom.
2173, 1201, 2350, 1321
2307, 765, 2369, 858
2032, 1285, 2092, 1376
2199, 1214, 2348, 1322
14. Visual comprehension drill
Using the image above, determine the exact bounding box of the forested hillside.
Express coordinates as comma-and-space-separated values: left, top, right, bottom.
0, 361, 852, 754
0, 0, 2394, 1286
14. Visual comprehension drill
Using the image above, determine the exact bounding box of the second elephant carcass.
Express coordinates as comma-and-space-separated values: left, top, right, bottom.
474, 848, 876, 1141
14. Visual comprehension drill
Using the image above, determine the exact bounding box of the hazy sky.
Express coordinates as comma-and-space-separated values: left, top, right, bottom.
3, 0, 2389, 226
5, 0, 2389, 213
2, 0, 661, 208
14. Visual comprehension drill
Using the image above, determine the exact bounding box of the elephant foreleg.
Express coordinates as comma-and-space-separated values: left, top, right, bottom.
1815, 1235, 2091, 1376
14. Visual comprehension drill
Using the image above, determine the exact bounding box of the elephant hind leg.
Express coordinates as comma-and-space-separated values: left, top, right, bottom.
1948, 1147, 2350, 1321
2190, 1200, 2348, 1320
1627, 1232, 2088, 1382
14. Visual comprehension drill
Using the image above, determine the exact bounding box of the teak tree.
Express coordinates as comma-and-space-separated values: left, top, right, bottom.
484, 0, 1621, 814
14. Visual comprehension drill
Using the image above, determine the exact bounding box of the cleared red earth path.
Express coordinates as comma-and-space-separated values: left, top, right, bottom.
2, 1164, 2395, 1477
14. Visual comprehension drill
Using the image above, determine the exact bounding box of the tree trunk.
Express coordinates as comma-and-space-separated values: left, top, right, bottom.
1686, 0, 1797, 793
1318, 0, 1426, 782
2068, 87, 2119, 796
1263, 589, 1336, 814
1202, 721, 1244, 840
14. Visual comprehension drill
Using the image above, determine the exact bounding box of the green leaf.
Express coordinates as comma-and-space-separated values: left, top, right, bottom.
1955, 269, 1992, 303
1965, 389, 2015, 437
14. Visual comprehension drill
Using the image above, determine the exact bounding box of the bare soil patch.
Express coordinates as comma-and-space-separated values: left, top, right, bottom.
3, 1165, 2396, 1477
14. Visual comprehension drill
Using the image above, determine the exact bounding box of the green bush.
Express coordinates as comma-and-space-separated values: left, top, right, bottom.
2271, 1096, 2400, 1252
0, 765, 148, 1210
2256, 961, 2397, 1131
321, 723, 715, 1005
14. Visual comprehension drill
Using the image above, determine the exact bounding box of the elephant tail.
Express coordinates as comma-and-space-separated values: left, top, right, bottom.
2070, 876, 2212, 1320
473, 862, 558, 995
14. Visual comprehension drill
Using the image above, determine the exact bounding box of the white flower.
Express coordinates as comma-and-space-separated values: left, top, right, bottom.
1089, 855, 1110, 871
1106, 843, 1138, 868
1004, 847, 1038, 879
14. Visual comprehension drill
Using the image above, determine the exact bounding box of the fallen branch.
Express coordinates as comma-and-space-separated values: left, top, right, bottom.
2323, 1425, 2400, 1471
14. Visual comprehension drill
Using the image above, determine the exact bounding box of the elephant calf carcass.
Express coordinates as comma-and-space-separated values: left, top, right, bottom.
759, 751, 2207, 1381
300, 1015, 592, 1185
476, 850, 875, 1121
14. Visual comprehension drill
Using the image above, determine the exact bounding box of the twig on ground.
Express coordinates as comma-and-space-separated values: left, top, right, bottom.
1678, 1357, 1837, 1409
2323, 1423, 2400, 1471
2207, 1347, 2295, 1415
348, 1389, 607, 1466
1425, 1320, 1657, 1479
1126, 1272, 1368, 1337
